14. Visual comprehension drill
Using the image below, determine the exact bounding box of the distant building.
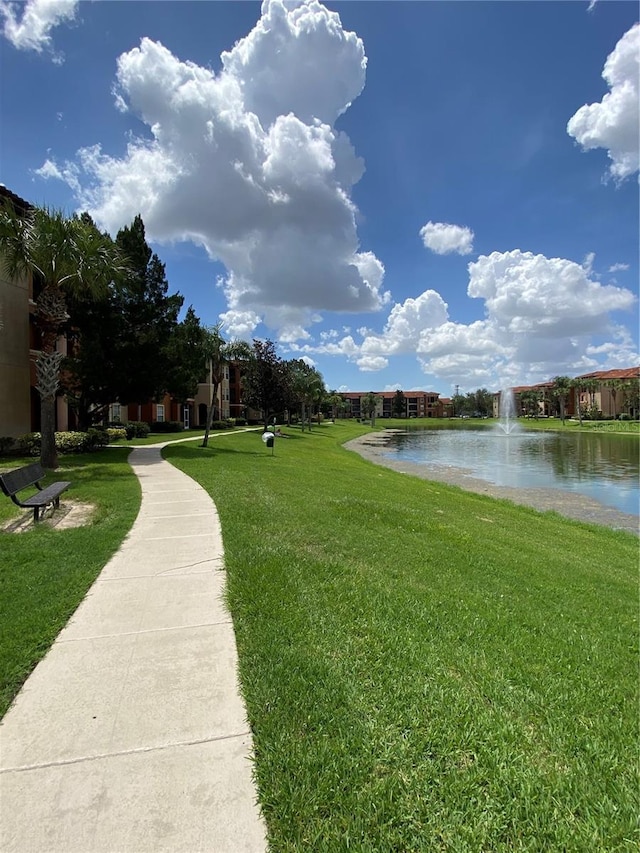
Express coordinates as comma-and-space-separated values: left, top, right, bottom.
341, 390, 445, 419
492, 368, 640, 420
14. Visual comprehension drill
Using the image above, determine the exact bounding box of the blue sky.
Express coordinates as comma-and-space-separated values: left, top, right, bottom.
1, 0, 638, 396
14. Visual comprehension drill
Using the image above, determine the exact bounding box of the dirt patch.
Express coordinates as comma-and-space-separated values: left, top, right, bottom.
2, 501, 96, 534
345, 433, 639, 536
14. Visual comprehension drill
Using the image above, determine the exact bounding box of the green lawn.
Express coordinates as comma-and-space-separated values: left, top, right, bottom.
115, 426, 258, 446
165, 422, 638, 852
0, 449, 140, 716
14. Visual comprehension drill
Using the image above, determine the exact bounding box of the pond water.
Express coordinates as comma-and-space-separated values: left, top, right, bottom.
382, 427, 639, 517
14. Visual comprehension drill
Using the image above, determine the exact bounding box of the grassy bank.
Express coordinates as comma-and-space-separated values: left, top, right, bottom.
375, 416, 639, 435
0, 449, 140, 716
165, 422, 638, 851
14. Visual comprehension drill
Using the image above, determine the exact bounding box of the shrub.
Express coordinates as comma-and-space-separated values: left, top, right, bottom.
0, 436, 15, 455
106, 427, 127, 442
86, 428, 110, 449
16, 432, 41, 455
618, 413, 630, 421
234, 417, 247, 426
210, 420, 230, 431
124, 421, 150, 439
150, 420, 183, 433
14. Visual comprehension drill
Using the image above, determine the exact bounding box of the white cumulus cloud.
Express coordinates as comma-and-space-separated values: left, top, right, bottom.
419, 221, 474, 255
39, 0, 385, 341
0, 0, 77, 58
567, 23, 640, 180
292, 246, 637, 385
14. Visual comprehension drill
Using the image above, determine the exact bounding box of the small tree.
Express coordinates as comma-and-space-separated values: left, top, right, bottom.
391, 389, 406, 418
325, 391, 345, 420
286, 359, 324, 431
360, 392, 381, 426
164, 307, 208, 407
241, 339, 288, 429
520, 389, 542, 419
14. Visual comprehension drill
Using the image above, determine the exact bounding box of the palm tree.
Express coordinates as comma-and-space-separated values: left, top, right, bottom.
0, 202, 126, 468
570, 378, 585, 425
360, 392, 381, 426
582, 378, 599, 415
288, 360, 324, 431
605, 378, 621, 420
551, 375, 572, 423
201, 325, 252, 447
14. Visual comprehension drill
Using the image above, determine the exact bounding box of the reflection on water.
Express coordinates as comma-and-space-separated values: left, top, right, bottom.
384, 428, 639, 516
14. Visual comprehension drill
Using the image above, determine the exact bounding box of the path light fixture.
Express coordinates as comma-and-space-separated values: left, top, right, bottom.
261, 429, 275, 456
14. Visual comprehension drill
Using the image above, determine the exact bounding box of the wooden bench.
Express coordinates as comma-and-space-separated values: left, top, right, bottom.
0, 462, 71, 522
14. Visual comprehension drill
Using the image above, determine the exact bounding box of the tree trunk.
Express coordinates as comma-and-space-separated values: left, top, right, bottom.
201, 381, 219, 447
35, 349, 63, 470
40, 394, 58, 469
576, 389, 583, 425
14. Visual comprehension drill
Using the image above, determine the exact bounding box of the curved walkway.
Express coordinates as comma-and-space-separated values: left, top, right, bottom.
1, 442, 267, 852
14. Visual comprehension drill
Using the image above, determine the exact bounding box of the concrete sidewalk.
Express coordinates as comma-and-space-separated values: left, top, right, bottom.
0, 444, 267, 852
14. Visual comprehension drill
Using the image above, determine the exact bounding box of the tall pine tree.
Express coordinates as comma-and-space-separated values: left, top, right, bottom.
114, 215, 183, 403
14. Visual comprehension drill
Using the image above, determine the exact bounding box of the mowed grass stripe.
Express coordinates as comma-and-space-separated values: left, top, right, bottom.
164, 423, 638, 852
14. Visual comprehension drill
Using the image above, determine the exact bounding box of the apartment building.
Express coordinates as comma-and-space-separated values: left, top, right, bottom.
492, 368, 639, 419
341, 390, 446, 419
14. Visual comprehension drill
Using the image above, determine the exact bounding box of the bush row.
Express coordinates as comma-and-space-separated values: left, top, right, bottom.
8, 429, 111, 456
0, 416, 249, 457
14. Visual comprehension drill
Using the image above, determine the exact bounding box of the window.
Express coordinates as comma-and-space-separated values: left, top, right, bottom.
111, 403, 121, 421
156, 404, 165, 423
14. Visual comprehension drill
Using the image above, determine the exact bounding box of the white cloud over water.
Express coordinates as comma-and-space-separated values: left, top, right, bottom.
293, 248, 637, 389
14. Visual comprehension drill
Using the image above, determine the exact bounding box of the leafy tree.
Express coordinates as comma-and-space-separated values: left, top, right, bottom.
164, 306, 208, 405
472, 388, 493, 417
392, 389, 406, 418
0, 202, 126, 467
241, 339, 288, 429
520, 389, 542, 419
619, 379, 639, 419
451, 392, 466, 418
551, 375, 572, 423
360, 392, 381, 426
285, 359, 325, 431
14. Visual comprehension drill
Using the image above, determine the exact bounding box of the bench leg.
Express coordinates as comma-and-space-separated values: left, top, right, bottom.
33, 506, 40, 523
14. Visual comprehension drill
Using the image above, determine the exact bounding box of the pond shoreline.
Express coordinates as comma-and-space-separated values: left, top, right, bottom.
345, 431, 639, 537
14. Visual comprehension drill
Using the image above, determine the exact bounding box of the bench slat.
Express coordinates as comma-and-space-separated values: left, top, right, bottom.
0, 462, 46, 497
20, 482, 71, 507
